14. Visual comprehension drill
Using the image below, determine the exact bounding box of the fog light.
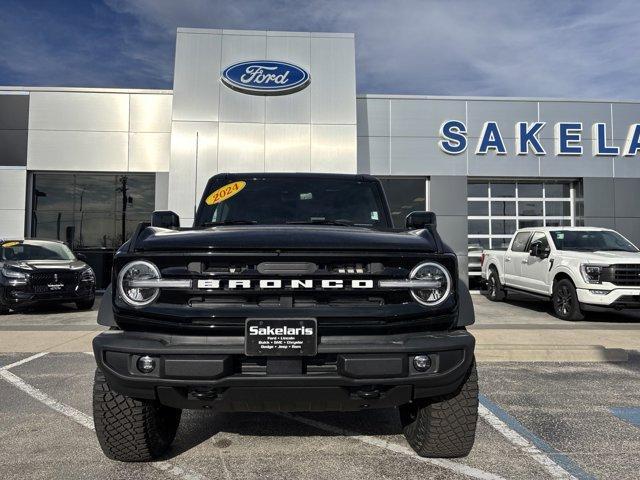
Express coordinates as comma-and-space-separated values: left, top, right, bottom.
413, 355, 431, 372
137, 355, 156, 373
589, 290, 609, 295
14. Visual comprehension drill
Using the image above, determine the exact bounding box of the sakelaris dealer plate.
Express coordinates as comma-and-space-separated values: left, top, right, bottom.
245, 318, 317, 356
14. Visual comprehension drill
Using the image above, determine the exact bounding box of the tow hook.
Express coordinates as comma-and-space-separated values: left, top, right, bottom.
356, 387, 381, 400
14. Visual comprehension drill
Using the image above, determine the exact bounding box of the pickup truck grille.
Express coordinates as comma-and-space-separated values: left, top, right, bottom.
602, 264, 640, 286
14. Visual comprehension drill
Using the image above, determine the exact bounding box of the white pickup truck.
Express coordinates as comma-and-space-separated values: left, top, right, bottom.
481, 227, 640, 320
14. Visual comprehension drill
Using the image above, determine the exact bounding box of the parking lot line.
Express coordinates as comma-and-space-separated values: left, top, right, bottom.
278, 412, 506, 480
479, 394, 594, 480
0, 352, 209, 480
609, 407, 640, 428
0, 352, 49, 371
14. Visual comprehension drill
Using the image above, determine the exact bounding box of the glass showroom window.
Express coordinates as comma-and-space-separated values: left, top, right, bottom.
31, 173, 156, 249
467, 180, 576, 289
378, 178, 428, 228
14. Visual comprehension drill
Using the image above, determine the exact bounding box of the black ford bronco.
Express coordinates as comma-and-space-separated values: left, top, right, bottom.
92, 173, 478, 461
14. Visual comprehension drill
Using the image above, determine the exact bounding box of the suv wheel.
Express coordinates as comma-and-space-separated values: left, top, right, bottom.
93, 369, 181, 462
552, 279, 584, 321
399, 358, 478, 458
486, 269, 506, 302
0, 289, 9, 315
76, 296, 95, 311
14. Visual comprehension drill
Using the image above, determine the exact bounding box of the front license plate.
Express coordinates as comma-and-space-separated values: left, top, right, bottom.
245, 318, 317, 356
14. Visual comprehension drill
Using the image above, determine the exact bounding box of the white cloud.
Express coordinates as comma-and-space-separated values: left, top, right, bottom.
3, 0, 640, 99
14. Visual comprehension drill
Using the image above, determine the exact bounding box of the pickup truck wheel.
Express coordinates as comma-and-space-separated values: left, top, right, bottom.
93, 369, 181, 462
399, 359, 478, 458
552, 279, 584, 321
486, 269, 506, 302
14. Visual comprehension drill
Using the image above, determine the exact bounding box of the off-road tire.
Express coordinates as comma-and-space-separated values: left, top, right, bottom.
93, 369, 181, 462
76, 296, 95, 311
552, 278, 584, 321
486, 268, 506, 302
400, 359, 478, 458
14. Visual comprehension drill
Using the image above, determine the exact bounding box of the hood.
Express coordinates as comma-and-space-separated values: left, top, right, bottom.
2, 259, 88, 271
558, 250, 640, 264
136, 225, 438, 252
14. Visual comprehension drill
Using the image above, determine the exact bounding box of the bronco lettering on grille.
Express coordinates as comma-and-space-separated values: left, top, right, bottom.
196, 279, 374, 290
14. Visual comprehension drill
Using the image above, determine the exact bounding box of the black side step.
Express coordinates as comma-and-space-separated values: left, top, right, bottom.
504, 285, 551, 301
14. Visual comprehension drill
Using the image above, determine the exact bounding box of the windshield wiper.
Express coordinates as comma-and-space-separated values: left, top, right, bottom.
203, 220, 257, 226
286, 219, 355, 226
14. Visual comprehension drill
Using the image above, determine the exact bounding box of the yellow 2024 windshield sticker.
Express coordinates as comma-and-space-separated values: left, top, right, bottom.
205, 181, 246, 205
1, 241, 20, 248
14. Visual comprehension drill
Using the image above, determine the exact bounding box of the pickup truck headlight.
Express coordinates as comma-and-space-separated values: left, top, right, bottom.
117, 261, 161, 306
409, 262, 452, 306
580, 264, 604, 284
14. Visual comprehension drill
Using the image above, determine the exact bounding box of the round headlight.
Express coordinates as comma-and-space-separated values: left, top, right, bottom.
117, 260, 160, 307
409, 262, 451, 306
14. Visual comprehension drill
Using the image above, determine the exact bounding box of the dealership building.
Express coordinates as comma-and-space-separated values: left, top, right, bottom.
2, 28, 640, 288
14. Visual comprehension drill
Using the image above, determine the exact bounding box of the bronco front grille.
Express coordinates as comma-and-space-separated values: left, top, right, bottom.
114, 251, 458, 333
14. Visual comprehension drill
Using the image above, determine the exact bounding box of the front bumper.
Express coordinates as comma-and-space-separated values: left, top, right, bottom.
93, 328, 475, 412
577, 287, 640, 309
1, 283, 95, 309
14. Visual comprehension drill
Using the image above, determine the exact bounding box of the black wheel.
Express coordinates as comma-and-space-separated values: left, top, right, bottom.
399, 358, 478, 458
93, 369, 181, 462
552, 279, 584, 321
0, 288, 9, 314
486, 268, 506, 302
76, 296, 95, 311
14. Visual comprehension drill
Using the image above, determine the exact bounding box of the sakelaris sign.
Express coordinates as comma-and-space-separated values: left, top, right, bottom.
221, 60, 311, 95
439, 120, 640, 156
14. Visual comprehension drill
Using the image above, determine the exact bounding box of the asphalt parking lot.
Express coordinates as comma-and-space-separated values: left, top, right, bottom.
1, 295, 639, 479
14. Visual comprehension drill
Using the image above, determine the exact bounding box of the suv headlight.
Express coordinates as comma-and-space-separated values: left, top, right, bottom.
408, 262, 452, 306
80, 267, 95, 282
0, 267, 29, 285
117, 261, 161, 306
580, 264, 605, 284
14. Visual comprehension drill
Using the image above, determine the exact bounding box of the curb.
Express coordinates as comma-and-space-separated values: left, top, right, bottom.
476, 344, 629, 362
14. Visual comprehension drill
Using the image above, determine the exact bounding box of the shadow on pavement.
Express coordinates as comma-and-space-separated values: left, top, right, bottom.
484, 290, 640, 324
165, 408, 403, 458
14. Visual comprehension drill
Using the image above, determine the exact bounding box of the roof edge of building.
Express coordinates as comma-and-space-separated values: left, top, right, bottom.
357, 93, 640, 104
0, 86, 173, 95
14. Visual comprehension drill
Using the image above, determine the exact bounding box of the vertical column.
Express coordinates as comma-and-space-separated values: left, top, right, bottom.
428, 176, 469, 283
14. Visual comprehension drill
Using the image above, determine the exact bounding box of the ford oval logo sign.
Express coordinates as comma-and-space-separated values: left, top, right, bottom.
221, 60, 310, 95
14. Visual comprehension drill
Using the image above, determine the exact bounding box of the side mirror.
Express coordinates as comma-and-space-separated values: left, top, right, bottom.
406, 211, 437, 230
151, 210, 180, 230
530, 242, 550, 259
76, 252, 87, 262
529, 243, 540, 257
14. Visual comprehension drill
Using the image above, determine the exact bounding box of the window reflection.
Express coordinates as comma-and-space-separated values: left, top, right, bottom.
31, 173, 156, 249
377, 178, 426, 229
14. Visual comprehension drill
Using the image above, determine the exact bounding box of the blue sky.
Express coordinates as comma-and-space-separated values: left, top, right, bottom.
1, 0, 638, 99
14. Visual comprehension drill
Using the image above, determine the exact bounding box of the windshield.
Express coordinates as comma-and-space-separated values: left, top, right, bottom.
1, 241, 76, 261
195, 177, 390, 228
550, 230, 639, 253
